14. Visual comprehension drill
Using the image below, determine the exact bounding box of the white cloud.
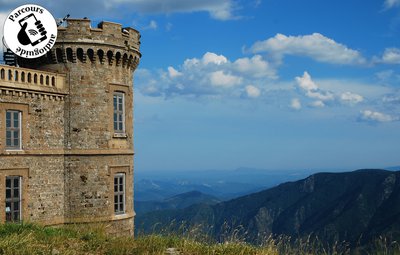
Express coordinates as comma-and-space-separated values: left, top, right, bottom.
209, 71, 242, 87
233, 55, 277, 79
168, 66, 182, 78
290, 98, 302, 110
295, 71, 334, 102
108, 0, 238, 20
295, 71, 318, 91
294, 72, 369, 108
360, 110, 398, 122
310, 100, 325, 108
250, 33, 366, 65
202, 52, 228, 65
0, 11, 8, 53
245, 85, 261, 98
166, 22, 173, 31
383, 94, 400, 103
136, 52, 277, 98
384, 0, 400, 9
306, 90, 334, 101
340, 92, 364, 104
379, 48, 400, 64
143, 20, 158, 30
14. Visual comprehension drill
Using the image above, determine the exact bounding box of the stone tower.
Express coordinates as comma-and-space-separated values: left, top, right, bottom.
17, 19, 141, 235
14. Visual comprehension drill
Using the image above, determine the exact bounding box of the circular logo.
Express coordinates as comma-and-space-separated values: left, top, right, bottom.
3, 4, 57, 59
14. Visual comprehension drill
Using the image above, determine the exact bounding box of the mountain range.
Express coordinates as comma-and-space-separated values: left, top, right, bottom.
135, 168, 317, 201
135, 191, 221, 215
136, 169, 400, 246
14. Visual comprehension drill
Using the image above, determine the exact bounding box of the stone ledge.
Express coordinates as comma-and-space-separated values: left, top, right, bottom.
0, 149, 134, 156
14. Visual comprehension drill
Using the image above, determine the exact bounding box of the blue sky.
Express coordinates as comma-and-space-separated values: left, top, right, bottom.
1, 0, 400, 172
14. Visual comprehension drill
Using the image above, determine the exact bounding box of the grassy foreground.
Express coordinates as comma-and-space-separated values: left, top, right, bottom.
0, 223, 398, 255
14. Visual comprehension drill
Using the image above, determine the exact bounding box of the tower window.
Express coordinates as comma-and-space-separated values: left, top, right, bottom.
113, 92, 125, 134
6, 110, 22, 150
114, 173, 125, 215
5, 176, 22, 222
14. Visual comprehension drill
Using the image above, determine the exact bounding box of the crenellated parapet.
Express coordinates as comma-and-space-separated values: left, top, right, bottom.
18, 19, 141, 70
58, 19, 140, 53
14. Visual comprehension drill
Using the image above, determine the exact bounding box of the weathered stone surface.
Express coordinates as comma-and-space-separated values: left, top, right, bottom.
0, 18, 140, 236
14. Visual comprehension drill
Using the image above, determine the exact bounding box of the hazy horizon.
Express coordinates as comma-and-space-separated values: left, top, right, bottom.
1, 0, 399, 173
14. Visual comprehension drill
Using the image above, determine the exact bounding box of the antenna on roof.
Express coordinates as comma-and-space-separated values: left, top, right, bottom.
57, 14, 70, 27
2, 36, 16, 66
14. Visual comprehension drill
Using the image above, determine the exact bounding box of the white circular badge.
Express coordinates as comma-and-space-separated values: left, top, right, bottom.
3, 4, 57, 59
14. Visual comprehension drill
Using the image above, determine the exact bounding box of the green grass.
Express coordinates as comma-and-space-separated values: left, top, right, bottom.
0, 223, 398, 254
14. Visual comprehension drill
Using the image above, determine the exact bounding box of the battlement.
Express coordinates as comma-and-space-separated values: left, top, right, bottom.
17, 18, 141, 70
57, 19, 140, 55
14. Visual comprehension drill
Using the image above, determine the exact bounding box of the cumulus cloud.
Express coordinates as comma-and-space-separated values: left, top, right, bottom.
295, 71, 334, 107
377, 48, 400, 64
294, 72, 366, 108
136, 52, 276, 98
290, 98, 302, 110
167, 66, 183, 78
233, 55, 277, 79
210, 71, 242, 87
340, 92, 364, 104
295, 71, 318, 91
250, 33, 367, 65
360, 110, 398, 122
245, 85, 261, 98
202, 52, 228, 65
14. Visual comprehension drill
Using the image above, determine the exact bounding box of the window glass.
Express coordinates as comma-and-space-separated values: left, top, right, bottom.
5, 110, 21, 149
114, 174, 125, 214
113, 93, 125, 133
5, 176, 21, 222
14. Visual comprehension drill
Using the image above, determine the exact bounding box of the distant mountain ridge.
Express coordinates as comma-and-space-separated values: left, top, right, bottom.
135, 168, 316, 201
135, 191, 221, 215
136, 169, 400, 246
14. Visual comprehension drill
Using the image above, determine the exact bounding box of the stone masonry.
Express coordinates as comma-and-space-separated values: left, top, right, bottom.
0, 18, 141, 235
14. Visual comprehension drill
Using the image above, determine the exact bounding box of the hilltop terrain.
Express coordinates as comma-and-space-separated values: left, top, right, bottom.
137, 169, 400, 246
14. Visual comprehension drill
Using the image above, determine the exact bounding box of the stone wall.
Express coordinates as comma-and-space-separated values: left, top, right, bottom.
0, 84, 65, 224
0, 18, 140, 235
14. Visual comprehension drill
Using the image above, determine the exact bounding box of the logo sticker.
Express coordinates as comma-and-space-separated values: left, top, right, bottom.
3, 4, 57, 59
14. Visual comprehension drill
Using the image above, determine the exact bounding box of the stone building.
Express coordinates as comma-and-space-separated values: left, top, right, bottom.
0, 18, 141, 235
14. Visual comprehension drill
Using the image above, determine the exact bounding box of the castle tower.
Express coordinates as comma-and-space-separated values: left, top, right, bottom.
18, 19, 141, 235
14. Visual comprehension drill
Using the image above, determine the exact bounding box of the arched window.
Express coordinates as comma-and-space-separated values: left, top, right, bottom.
56, 48, 63, 63
66, 48, 74, 62
77, 48, 84, 62
115, 52, 121, 66
128, 55, 133, 67
97, 49, 104, 64
87, 49, 95, 62
107, 50, 113, 65
122, 53, 128, 67
47, 51, 53, 63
